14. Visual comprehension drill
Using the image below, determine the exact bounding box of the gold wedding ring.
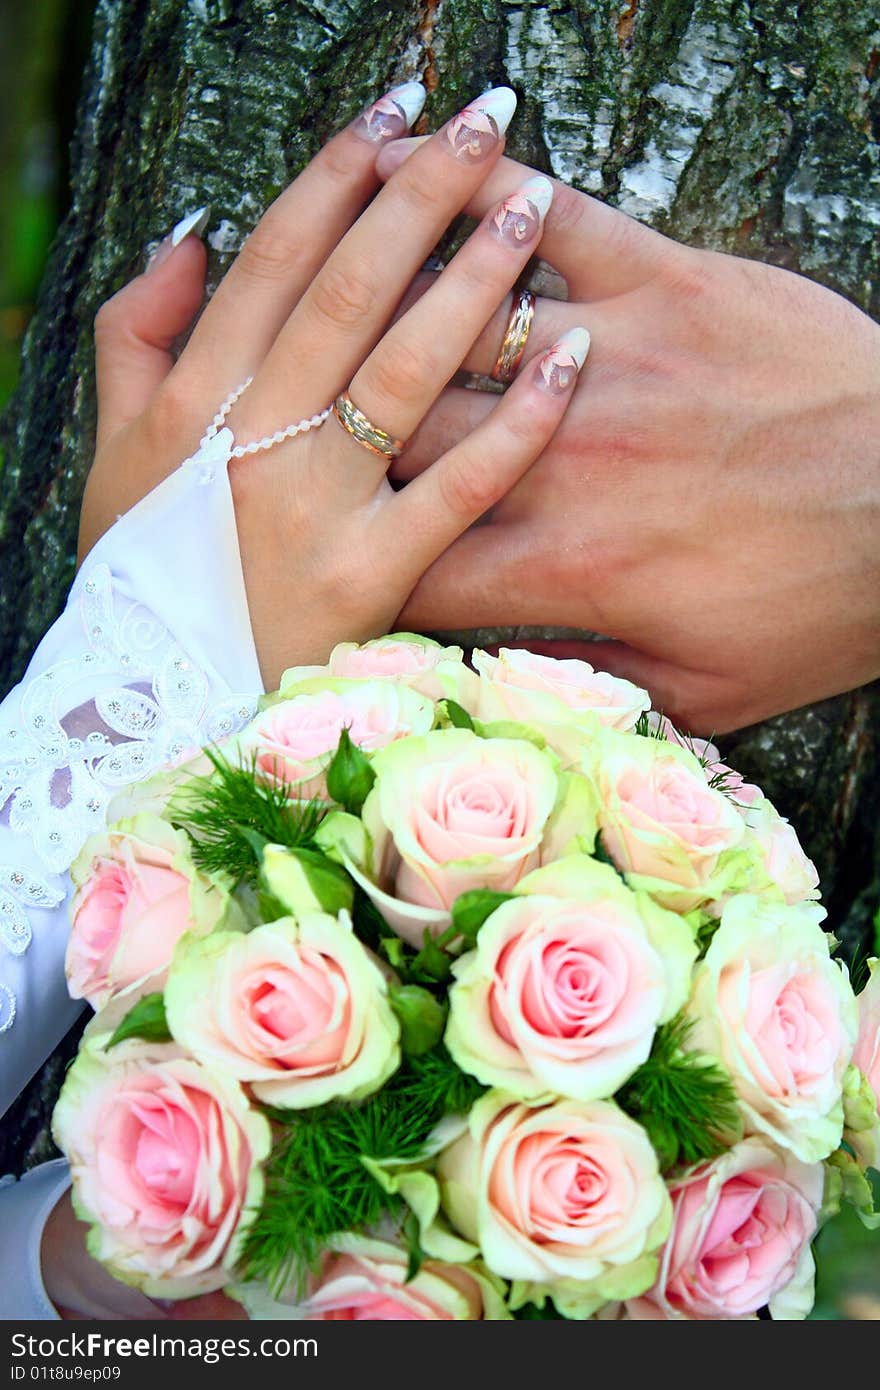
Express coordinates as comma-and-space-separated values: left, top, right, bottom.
491, 287, 536, 384
332, 391, 405, 460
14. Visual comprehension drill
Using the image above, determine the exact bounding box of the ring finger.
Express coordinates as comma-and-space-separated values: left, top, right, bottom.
340, 175, 555, 482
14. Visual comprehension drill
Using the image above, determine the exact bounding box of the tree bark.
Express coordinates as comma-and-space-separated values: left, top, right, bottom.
1, 0, 879, 1170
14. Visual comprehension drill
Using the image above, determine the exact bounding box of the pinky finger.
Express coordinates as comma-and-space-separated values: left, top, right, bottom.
385, 327, 591, 579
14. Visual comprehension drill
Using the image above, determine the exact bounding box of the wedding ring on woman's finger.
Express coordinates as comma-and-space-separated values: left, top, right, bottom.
332, 390, 406, 461
491, 287, 536, 384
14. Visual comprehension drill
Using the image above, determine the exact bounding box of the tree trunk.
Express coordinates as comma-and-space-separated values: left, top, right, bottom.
1, 0, 878, 1171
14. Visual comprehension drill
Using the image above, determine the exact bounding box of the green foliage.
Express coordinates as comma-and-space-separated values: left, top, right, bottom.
450, 889, 514, 942
617, 1013, 740, 1173
389, 985, 447, 1056
239, 1047, 484, 1295
440, 698, 475, 731
104, 993, 171, 1051
325, 728, 376, 815
171, 749, 325, 886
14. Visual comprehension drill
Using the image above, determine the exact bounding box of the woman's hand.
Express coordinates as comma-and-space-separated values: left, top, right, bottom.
80, 85, 589, 690
378, 141, 880, 734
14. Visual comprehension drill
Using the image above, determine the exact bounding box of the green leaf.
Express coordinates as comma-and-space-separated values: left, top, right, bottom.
379, 935, 408, 971
261, 843, 354, 918
105, 993, 172, 1051
389, 985, 447, 1057
440, 699, 475, 731
325, 728, 376, 815
402, 1209, 426, 1282
451, 888, 514, 944
410, 928, 454, 983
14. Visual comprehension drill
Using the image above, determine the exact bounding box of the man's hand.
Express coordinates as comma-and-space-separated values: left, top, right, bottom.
379, 140, 880, 734
41, 1191, 246, 1320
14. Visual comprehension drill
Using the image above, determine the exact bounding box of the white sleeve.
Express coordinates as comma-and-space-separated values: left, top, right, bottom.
0, 439, 263, 1119
0, 1160, 71, 1318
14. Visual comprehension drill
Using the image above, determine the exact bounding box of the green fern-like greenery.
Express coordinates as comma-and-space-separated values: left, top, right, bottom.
238, 1048, 486, 1295
617, 1013, 740, 1173
169, 748, 325, 885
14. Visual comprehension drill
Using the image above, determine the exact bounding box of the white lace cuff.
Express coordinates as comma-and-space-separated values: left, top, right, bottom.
0, 439, 263, 1116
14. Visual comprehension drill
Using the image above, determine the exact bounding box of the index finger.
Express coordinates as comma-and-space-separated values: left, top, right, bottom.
375, 139, 672, 298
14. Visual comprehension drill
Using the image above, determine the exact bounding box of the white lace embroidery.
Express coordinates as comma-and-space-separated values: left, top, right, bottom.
0, 563, 258, 1033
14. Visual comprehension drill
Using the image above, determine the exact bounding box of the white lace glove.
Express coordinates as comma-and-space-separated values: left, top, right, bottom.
0, 445, 262, 1118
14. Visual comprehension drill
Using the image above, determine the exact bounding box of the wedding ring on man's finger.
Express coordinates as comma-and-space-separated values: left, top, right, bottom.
491, 288, 536, 384
332, 391, 406, 461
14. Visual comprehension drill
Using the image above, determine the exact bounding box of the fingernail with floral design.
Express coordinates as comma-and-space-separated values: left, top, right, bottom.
445, 86, 517, 161
533, 327, 591, 395
353, 81, 426, 144
491, 176, 553, 248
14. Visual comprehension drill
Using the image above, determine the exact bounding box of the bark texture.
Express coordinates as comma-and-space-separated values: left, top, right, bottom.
1, 0, 879, 1170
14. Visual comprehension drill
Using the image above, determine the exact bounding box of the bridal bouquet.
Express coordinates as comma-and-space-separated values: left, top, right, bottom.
51, 638, 880, 1319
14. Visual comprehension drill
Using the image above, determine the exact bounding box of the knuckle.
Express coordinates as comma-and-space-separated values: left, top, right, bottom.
391, 167, 447, 219
308, 257, 376, 332
318, 135, 365, 183
93, 291, 129, 345
437, 457, 498, 520
238, 227, 306, 284
366, 336, 432, 407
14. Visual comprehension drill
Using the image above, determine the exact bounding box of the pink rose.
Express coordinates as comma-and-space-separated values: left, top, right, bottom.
300, 1239, 507, 1320
741, 799, 820, 905
468, 649, 649, 762
438, 1092, 670, 1315
446, 857, 695, 1101
325, 636, 472, 702
688, 896, 858, 1163
66, 816, 227, 1009
846, 960, 880, 1168
346, 729, 594, 947
242, 681, 433, 799
629, 1138, 823, 1320
164, 914, 400, 1108
52, 1036, 270, 1296
587, 729, 746, 911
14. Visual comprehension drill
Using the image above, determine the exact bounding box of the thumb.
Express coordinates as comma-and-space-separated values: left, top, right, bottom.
94, 208, 210, 449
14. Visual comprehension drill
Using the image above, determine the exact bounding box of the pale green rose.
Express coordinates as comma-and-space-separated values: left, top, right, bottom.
688, 896, 857, 1163
446, 855, 697, 1102
165, 912, 400, 1108
582, 727, 754, 914
238, 678, 435, 800
462, 648, 649, 766
349, 728, 597, 947
52, 1030, 270, 1298
105, 749, 222, 824
65, 814, 231, 1010
234, 1234, 510, 1320
280, 633, 477, 706
437, 1090, 671, 1317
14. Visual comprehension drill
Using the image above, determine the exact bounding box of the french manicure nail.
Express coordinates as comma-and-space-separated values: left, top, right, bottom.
146, 205, 210, 271
491, 175, 553, 246
533, 327, 591, 395
446, 86, 517, 161
171, 206, 210, 246
353, 81, 427, 143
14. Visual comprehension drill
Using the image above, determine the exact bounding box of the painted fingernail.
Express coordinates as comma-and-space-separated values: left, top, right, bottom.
353, 81, 426, 143
533, 327, 591, 395
445, 86, 517, 161
491, 175, 553, 247
146, 206, 210, 271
